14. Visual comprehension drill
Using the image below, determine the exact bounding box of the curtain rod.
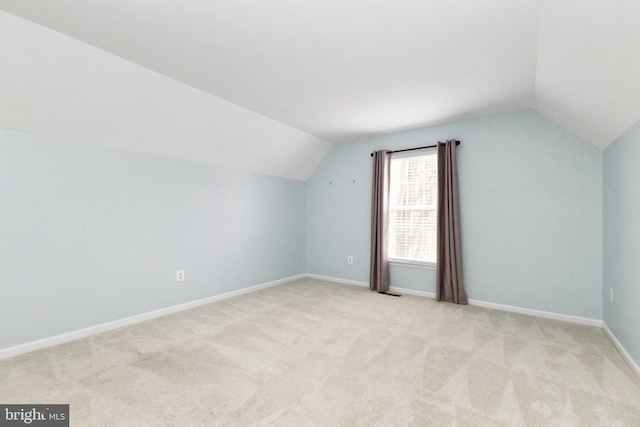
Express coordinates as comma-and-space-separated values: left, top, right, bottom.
369, 140, 460, 157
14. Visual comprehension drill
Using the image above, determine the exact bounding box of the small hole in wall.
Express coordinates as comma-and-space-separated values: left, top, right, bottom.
353, 179, 356, 183
329, 181, 332, 185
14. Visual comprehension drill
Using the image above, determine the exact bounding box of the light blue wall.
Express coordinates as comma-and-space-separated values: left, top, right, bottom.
0, 109, 611, 352
306, 110, 603, 319
0, 128, 306, 350
603, 119, 640, 366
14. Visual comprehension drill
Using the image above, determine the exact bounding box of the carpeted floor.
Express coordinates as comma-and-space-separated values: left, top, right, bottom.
1, 277, 639, 426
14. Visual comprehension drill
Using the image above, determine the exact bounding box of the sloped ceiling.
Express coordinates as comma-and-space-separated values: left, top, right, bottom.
1, 1, 639, 179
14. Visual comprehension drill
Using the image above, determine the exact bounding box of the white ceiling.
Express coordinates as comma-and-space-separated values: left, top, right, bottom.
0, 10, 331, 180
1, 0, 639, 177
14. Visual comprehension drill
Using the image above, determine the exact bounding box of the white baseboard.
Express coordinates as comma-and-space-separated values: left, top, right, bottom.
0, 272, 618, 370
467, 299, 603, 327
304, 274, 601, 326
306, 273, 436, 298
602, 322, 640, 380
306, 274, 368, 287
389, 287, 437, 299
0, 274, 305, 361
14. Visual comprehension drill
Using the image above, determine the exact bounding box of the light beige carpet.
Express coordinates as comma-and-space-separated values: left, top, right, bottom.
1, 277, 639, 426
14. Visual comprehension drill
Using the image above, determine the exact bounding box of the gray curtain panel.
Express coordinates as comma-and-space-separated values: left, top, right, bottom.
370, 150, 391, 293
437, 140, 468, 304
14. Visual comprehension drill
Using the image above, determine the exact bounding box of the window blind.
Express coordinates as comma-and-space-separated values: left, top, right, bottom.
388, 152, 438, 263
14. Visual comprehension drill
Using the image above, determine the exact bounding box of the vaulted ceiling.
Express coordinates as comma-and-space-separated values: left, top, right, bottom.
1, 1, 638, 179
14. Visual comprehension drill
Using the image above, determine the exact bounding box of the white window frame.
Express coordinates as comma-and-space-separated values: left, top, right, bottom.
387, 149, 438, 269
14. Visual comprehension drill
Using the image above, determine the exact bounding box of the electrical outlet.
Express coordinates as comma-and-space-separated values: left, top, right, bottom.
177, 270, 185, 282
347, 256, 354, 265
609, 288, 614, 303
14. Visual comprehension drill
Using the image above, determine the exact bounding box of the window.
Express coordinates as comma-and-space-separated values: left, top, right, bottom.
388, 151, 438, 265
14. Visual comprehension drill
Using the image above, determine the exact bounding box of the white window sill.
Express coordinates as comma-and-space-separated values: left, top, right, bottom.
389, 259, 436, 270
